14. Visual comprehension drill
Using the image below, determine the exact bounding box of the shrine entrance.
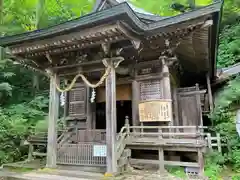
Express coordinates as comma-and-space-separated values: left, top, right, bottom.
96, 100, 132, 132
96, 83, 132, 133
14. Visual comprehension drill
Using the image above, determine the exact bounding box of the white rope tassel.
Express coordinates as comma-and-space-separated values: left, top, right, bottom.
60, 92, 65, 106
90, 88, 96, 103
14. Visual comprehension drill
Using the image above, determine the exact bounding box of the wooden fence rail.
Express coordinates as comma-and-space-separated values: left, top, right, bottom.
205, 133, 223, 153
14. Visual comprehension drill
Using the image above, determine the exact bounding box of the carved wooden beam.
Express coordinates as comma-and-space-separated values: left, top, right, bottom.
101, 43, 110, 55
8, 54, 48, 76
19, 35, 125, 58
146, 19, 212, 42
11, 24, 123, 55
46, 53, 53, 63
52, 59, 103, 70
0, 46, 48, 76
117, 22, 141, 50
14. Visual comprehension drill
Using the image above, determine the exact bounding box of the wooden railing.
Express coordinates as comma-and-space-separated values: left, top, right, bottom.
123, 125, 207, 138
55, 125, 208, 170
71, 129, 106, 143
116, 124, 128, 161
28, 128, 68, 145
117, 125, 208, 175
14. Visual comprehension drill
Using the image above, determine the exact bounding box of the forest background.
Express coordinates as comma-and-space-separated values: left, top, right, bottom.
0, 0, 239, 178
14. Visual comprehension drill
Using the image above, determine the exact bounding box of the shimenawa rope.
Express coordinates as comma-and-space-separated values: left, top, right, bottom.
54, 57, 124, 93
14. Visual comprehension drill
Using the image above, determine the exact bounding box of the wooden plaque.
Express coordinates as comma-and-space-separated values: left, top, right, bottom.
139, 100, 172, 122
96, 84, 132, 102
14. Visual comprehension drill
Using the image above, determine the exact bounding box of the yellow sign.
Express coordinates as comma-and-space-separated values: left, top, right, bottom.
139, 100, 172, 122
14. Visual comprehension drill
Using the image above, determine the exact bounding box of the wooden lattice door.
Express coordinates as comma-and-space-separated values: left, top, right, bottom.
139, 79, 164, 101
68, 83, 87, 120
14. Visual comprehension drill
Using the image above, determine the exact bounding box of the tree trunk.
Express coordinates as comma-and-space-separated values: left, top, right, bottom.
32, 0, 46, 94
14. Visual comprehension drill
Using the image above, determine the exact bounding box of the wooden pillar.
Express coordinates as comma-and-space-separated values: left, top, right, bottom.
162, 57, 173, 126
28, 144, 34, 161
198, 148, 204, 176
86, 88, 92, 129
63, 91, 68, 127
172, 88, 179, 127
106, 63, 117, 174
206, 73, 213, 112
196, 84, 203, 126
132, 80, 140, 127
46, 74, 59, 168
158, 148, 164, 173
162, 60, 171, 100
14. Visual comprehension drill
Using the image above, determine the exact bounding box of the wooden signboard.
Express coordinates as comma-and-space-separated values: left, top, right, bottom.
139, 100, 172, 122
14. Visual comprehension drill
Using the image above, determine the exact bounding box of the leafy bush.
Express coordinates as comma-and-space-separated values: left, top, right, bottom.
218, 23, 240, 68
229, 150, 240, 172
204, 152, 226, 179
0, 95, 48, 164
210, 21, 240, 172
233, 175, 240, 180
166, 166, 186, 178
210, 77, 240, 174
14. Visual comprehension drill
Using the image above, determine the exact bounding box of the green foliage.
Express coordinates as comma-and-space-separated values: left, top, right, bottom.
0, 59, 15, 102
210, 77, 240, 173
208, 10, 239, 175
35, 117, 65, 133
204, 151, 227, 179
35, 119, 48, 133
166, 166, 186, 178
230, 150, 240, 171
211, 77, 240, 120
0, 95, 48, 164
217, 22, 240, 67
131, 0, 212, 16
0, 0, 94, 35
233, 175, 240, 180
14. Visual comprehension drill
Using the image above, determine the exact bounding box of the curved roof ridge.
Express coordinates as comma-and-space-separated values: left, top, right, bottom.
116, 0, 154, 15
93, 0, 167, 22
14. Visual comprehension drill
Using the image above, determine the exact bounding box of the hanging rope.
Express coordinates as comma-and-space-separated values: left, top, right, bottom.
55, 57, 124, 93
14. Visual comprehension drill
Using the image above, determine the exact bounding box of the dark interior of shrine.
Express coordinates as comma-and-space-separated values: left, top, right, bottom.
95, 100, 132, 132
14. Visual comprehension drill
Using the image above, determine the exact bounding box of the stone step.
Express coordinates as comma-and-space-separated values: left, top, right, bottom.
57, 164, 106, 173
39, 169, 104, 179
0, 169, 104, 180
0, 171, 85, 180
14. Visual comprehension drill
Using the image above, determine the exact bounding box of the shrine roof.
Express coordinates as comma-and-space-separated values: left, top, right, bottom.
0, 1, 223, 83
0, 1, 222, 46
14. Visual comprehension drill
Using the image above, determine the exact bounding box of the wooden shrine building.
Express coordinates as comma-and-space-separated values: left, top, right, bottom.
0, 0, 223, 176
